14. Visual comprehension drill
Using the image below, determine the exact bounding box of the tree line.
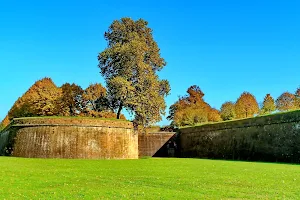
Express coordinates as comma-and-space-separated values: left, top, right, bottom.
0, 17, 299, 130
168, 85, 300, 127
1, 78, 126, 127
1, 18, 170, 130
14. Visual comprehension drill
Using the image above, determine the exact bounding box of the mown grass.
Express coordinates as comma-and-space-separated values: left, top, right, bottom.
0, 157, 299, 199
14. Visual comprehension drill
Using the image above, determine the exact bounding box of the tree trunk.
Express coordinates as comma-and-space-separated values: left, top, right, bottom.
69, 105, 73, 116
117, 102, 123, 119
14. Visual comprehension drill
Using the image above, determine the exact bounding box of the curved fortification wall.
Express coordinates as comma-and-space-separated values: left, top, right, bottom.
179, 110, 300, 163
1, 117, 138, 159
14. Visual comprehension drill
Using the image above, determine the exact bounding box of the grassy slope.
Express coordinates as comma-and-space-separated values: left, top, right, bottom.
0, 158, 299, 199
180, 109, 300, 128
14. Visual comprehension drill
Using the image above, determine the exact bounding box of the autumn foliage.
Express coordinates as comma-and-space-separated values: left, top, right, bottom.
8, 78, 61, 119
208, 108, 222, 122
168, 85, 221, 126
169, 83, 300, 127
276, 92, 296, 111
235, 92, 259, 119
0, 14, 299, 129
1, 78, 125, 127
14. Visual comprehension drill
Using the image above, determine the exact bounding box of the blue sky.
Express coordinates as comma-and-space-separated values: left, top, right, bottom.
0, 0, 299, 125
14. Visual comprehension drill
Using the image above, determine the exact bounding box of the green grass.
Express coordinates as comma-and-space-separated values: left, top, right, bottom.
0, 158, 299, 199
180, 109, 300, 128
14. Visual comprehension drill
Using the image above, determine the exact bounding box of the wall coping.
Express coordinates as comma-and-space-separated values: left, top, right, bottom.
10, 117, 133, 129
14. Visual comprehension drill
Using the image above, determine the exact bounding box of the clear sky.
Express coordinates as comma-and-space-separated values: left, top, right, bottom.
0, 0, 299, 125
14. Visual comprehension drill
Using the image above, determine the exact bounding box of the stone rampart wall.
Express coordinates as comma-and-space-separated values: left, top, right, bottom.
0, 117, 138, 159
180, 110, 300, 163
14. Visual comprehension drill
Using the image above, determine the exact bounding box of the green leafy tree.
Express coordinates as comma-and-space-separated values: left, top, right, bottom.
260, 94, 276, 115
8, 100, 35, 119
83, 83, 107, 112
276, 92, 296, 111
98, 18, 170, 126
235, 92, 259, 119
220, 101, 236, 121
59, 83, 83, 116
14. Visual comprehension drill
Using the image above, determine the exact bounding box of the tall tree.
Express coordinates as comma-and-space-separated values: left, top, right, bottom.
98, 18, 170, 126
235, 92, 259, 118
220, 101, 236, 121
260, 94, 276, 115
276, 92, 296, 111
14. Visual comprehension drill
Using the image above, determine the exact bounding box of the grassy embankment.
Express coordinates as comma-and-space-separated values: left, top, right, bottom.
0, 157, 299, 199
180, 109, 300, 128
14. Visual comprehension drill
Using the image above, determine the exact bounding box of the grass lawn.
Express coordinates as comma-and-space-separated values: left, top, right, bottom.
180, 109, 300, 129
0, 157, 299, 199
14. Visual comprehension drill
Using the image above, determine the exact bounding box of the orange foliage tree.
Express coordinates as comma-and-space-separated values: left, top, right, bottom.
276, 92, 296, 111
1, 78, 126, 128
1, 116, 10, 127
235, 92, 259, 119
168, 85, 219, 126
208, 108, 222, 122
8, 78, 62, 121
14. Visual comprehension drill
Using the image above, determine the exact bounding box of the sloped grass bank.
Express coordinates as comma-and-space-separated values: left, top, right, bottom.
0, 157, 299, 199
